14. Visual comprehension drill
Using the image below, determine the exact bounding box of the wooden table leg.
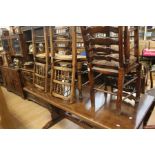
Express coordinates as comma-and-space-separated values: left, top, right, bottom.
42, 107, 65, 129
25, 91, 65, 129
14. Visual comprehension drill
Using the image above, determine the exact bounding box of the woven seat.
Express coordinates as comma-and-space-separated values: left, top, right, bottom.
92, 54, 136, 68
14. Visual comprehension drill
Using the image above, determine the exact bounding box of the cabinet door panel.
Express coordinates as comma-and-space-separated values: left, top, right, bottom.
1, 67, 24, 98
11, 69, 24, 97
2, 68, 13, 91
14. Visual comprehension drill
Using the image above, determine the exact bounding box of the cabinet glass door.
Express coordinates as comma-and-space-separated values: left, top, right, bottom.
12, 38, 21, 55
2, 39, 9, 52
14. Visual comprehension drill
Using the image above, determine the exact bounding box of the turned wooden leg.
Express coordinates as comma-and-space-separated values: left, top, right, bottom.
140, 76, 145, 94
116, 68, 124, 111
104, 77, 108, 100
88, 64, 95, 107
77, 62, 83, 100
136, 64, 142, 102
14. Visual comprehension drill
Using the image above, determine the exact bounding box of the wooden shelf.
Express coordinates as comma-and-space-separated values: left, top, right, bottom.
35, 41, 45, 43
54, 39, 71, 42
26, 40, 32, 43
21, 68, 34, 73
35, 36, 44, 38
33, 26, 43, 29
12, 54, 23, 57
54, 34, 69, 37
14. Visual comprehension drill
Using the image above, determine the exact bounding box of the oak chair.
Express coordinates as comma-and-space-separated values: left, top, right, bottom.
33, 62, 46, 90
49, 26, 77, 102
32, 27, 50, 92
81, 26, 141, 111
49, 26, 86, 102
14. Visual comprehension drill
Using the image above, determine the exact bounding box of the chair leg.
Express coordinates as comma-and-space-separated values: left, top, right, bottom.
136, 64, 142, 101
77, 62, 83, 100
140, 76, 145, 94
116, 68, 124, 111
88, 64, 95, 107
150, 71, 153, 88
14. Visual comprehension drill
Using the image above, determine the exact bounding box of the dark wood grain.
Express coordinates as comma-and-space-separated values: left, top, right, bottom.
24, 85, 154, 128
1, 67, 24, 98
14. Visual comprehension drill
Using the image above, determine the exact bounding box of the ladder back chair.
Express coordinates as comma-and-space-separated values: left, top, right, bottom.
32, 27, 50, 92
33, 62, 46, 91
50, 26, 77, 103
81, 26, 141, 111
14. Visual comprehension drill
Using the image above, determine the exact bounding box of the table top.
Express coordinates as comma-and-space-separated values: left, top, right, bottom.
24, 86, 154, 129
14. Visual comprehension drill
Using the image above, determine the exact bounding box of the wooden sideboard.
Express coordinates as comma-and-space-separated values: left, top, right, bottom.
1, 67, 24, 98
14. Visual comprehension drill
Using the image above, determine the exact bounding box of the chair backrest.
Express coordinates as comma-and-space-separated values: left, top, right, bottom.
81, 26, 139, 70
81, 26, 124, 70
52, 26, 71, 55
124, 26, 139, 65
33, 62, 46, 91
50, 27, 77, 102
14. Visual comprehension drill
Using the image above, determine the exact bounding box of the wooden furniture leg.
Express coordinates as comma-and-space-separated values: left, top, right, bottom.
136, 64, 142, 101
25, 92, 65, 129
116, 68, 124, 111
150, 70, 153, 88
42, 107, 65, 129
77, 62, 83, 99
88, 63, 95, 107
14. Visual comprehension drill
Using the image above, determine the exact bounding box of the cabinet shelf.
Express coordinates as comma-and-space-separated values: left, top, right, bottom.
35, 41, 45, 43
54, 39, 71, 42
35, 36, 44, 38
26, 40, 32, 43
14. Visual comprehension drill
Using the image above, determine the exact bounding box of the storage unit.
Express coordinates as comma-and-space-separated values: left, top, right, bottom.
1, 67, 24, 97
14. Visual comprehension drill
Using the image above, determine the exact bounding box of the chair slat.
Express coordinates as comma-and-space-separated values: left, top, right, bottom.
93, 55, 119, 62
86, 26, 119, 34
88, 47, 119, 54
92, 63, 118, 70
88, 38, 119, 46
